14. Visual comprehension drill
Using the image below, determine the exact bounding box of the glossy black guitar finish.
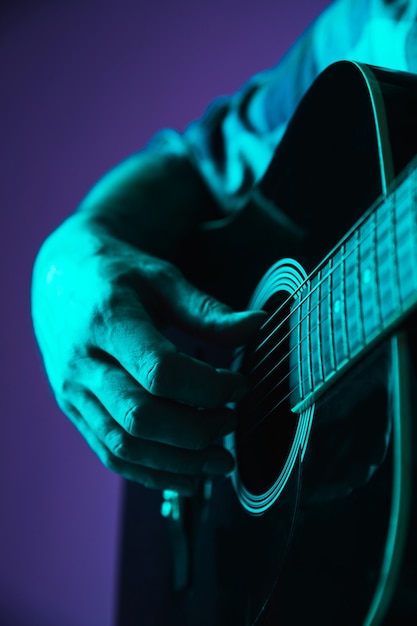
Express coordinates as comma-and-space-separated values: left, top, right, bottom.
119, 62, 417, 626
180, 62, 417, 626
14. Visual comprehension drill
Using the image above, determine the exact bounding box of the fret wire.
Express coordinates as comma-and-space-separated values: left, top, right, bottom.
325, 258, 335, 377
388, 192, 400, 310
395, 180, 417, 303
253, 211, 380, 354
251, 241, 416, 403
372, 210, 382, 330
249, 167, 417, 398
254, 166, 417, 354
254, 197, 404, 364
251, 233, 390, 380
409, 167, 417, 293
340, 243, 349, 361
302, 280, 313, 394
311, 270, 324, 385
250, 258, 357, 398
231, 170, 417, 454
236, 170, 417, 436
298, 284, 309, 395
331, 245, 349, 366
359, 211, 380, 339
251, 250, 352, 368
412, 169, 417, 289
318, 261, 331, 380
375, 199, 390, 322
296, 291, 303, 400
358, 231, 368, 342
250, 225, 417, 412
223, 164, 417, 461
253, 215, 379, 362
251, 231, 395, 381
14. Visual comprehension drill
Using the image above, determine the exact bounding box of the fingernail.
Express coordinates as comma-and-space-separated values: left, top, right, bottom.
232, 310, 267, 325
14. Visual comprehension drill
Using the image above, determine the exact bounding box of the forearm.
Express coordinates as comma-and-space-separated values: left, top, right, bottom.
76, 143, 219, 261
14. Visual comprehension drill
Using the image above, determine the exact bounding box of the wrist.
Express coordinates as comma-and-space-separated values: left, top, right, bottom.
76, 147, 217, 259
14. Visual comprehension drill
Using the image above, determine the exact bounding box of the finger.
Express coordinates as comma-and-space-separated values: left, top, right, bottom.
65, 400, 200, 495
151, 265, 267, 345
86, 361, 237, 448
93, 302, 249, 407
76, 388, 235, 475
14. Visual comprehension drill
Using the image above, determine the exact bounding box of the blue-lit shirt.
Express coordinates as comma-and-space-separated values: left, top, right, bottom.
154, 0, 417, 215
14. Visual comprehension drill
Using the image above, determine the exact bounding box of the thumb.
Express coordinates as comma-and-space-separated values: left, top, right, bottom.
155, 266, 267, 345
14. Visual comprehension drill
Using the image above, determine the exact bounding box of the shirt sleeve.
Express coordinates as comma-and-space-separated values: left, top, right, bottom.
151, 0, 417, 214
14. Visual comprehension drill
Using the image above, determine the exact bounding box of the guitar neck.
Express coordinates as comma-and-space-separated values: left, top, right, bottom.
291, 158, 417, 413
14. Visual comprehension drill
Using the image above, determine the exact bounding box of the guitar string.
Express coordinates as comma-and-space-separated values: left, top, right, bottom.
247, 175, 417, 392
233, 381, 296, 447
242, 197, 406, 387
202, 170, 414, 500
184, 174, 416, 625
258, 164, 417, 362
183, 164, 417, 622
219, 227, 380, 457
248, 271, 343, 400
229, 249, 361, 424
253, 216, 390, 366
156, 162, 417, 626
250, 454, 303, 626
222, 183, 414, 456
228, 239, 401, 451
233, 232, 365, 381
232, 173, 411, 377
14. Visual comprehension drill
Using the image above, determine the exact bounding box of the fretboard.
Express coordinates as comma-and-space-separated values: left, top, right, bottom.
291, 160, 417, 412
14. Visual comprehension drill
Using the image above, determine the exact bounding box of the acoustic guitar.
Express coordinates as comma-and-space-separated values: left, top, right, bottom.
141, 61, 417, 625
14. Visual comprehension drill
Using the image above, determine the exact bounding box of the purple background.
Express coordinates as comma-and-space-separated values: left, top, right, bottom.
0, 1, 330, 624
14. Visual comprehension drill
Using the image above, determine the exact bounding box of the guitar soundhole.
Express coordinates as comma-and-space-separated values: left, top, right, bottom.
235, 293, 298, 496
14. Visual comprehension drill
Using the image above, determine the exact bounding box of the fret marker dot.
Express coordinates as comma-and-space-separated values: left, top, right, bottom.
363, 268, 372, 283
334, 299, 341, 314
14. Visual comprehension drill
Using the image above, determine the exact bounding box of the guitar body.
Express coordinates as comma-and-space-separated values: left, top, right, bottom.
118, 62, 417, 625
179, 62, 417, 626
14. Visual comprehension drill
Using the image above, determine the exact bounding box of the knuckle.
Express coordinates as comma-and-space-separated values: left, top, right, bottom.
101, 450, 119, 474
123, 399, 158, 441
56, 397, 79, 422
89, 290, 124, 335
106, 430, 129, 460
140, 471, 157, 490
197, 294, 216, 317
123, 404, 143, 436
143, 352, 171, 396
150, 259, 181, 286
51, 348, 86, 400
193, 293, 228, 325
53, 374, 79, 405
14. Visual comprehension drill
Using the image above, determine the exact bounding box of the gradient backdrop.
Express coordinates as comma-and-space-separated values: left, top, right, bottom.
1, 1, 330, 624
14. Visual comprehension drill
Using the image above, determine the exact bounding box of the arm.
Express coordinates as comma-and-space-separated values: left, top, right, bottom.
32, 139, 266, 495
74, 137, 219, 259
32, 0, 413, 494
